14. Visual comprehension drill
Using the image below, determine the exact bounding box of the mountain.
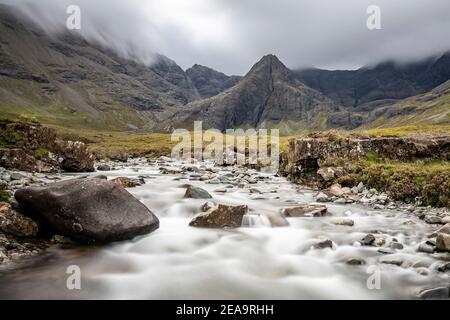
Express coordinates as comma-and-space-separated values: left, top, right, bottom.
0, 5, 199, 131
363, 80, 450, 128
186, 64, 242, 98
0, 4, 448, 135
168, 55, 347, 133
295, 53, 450, 110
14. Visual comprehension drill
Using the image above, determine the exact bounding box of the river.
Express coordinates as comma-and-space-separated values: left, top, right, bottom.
0, 158, 448, 299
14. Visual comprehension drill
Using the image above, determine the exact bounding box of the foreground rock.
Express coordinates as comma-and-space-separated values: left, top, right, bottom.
281, 204, 327, 217
189, 204, 248, 228
0, 202, 38, 237
15, 178, 159, 243
58, 141, 95, 172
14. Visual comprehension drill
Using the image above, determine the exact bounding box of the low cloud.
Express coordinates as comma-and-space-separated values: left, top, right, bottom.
2, 0, 450, 74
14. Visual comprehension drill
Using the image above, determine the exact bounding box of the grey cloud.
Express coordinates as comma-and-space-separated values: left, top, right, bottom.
2, 0, 450, 75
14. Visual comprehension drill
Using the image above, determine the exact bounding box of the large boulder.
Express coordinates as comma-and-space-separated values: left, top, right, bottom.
189, 204, 248, 228
58, 141, 95, 172
14, 178, 159, 243
0, 202, 38, 237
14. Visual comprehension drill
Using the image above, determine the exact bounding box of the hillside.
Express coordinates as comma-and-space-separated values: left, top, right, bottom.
364, 80, 450, 129
0, 5, 199, 131
295, 53, 450, 110
185, 64, 241, 98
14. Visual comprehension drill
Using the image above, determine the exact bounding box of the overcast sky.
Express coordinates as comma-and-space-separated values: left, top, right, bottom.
3, 0, 450, 75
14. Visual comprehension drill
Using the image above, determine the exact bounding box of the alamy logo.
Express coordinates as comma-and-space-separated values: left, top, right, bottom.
171, 121, 279, 173
66, 265, 81, 290
366, 265, 381, 290
66, 5, 81, 30
367, 5, 382, 30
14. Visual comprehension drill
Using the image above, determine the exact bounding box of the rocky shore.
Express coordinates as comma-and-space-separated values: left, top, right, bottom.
0, 155, 449, 298
0, 123, 449, 298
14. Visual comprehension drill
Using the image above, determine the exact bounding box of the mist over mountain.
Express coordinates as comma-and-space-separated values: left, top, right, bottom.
0, 5, 199, 130
295, 53, 450, 109
0, 3, 449, 134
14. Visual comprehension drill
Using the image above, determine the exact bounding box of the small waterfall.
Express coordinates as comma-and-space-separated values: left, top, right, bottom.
241, 214, 271, 228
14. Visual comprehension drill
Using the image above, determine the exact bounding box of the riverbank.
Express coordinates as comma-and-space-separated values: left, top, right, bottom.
281, 132, 450, 208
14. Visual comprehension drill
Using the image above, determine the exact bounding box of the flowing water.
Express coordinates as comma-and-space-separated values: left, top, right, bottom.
0, 159, 448, 299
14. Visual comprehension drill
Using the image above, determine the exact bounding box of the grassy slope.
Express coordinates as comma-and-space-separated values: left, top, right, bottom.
364, 81, 450, 129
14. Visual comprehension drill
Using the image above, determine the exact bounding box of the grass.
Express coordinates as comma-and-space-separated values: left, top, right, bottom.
358, 160, 450, 207
358, 125, 450, 137
0, 190, 10, 203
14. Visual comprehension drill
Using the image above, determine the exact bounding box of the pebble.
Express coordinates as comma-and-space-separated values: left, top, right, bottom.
424, 215, 443, 225
313, 239, 333, 250
375, 238, 386, 247
315, 192, 330, 202
331, 218, 354, 227
361, 234, 376, 246
418, 243, 435, 254
437, 262, 450, 272
389, 242, 404, 250
378, 248, 395, 255
380, 258, 403, 266
357, 182, 365, 193
346, 258, 365, 265
417, 287, 450, 300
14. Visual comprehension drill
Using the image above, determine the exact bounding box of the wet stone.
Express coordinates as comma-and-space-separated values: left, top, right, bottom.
346, 258, 365, 265
313, 239, 333, 250
361, 234, 376, 246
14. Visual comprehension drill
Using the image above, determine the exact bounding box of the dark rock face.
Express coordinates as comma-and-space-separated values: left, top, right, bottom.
189, 204, 248, 228
295, 52, 450, 109
186, 64, 242, 98
58, 141, 95, 172
14, 178, 159, 243
169, 55, 344, 132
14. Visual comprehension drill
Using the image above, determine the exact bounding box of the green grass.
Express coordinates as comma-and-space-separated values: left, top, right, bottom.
359, 160, 450, 207
0, 190, 10, 203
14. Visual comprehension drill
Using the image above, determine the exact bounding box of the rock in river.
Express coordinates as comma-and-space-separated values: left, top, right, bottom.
436, 233, 450, 252
58, 141, 95, 172
189, 204, 248, 228
112, 177, 145, 188
282, 204, 327, 217
0, 202, 38, 237
14, 178, 159, 243
184, 185, 212, 199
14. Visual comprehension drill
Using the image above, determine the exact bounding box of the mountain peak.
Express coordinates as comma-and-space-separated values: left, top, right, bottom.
245, 54, 291, 82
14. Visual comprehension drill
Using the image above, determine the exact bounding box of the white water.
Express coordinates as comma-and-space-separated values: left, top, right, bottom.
0, 159, 448, 299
